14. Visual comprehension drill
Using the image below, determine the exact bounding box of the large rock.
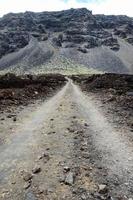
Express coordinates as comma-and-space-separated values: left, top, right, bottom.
0, 31, 30, 58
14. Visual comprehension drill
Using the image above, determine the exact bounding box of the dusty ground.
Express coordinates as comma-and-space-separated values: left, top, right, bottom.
0, 74, 133, 200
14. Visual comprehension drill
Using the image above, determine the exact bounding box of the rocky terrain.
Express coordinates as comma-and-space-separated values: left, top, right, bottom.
72, 73, 133, 134
0, 73, 66, 111
71, 73, 133, 130
0, 8, 133, 74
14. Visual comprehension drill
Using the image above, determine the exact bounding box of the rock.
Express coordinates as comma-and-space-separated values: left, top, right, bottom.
38, 152, 50, 162
81, 194, 88, 200
59, 175, 66, 183
107, 95, 116, 102
34, 91, 38, 95
67, 35, 86, 43
47, 131, 56, 135
24, 182, 31, 189
84, 122, 89, 127
102, 37, 118, 47
38, 186, 45, 194
65, 28, 86, 35
67, 127, 75, 133
13, 117, 17, 122
1, 118, 4, 121
32, 166, 41, 174
72, 116, 77, 119
82, 141, 88, 146
7, 115, 12, 118
63, 166, 70, 172
110, 45, 120, 51
0, 31, 29, 58
80, 146, 87, 151
47, 188, 54, 193
77, 47, 88, 53
82, 152, 90, 159
65, 172, 74, 185
126, 37, 133, 45
7, 114, 16, 118
98, 184, 108, 194
11, 181, 16, 185
52, 37, 62, 47
85, 37, 99, 48
22, 172, 33, 182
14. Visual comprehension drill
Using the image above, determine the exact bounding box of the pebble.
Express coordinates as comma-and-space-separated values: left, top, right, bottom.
47, 188, 54, 193
47, 131, 56, 135
7, 115, 12, 118
64, 166, 70, 172
24, 182, 31, 189
72, 116, 77, 119
81, 194, 87, 200
65, 172, 74, 185
67, 127, 75, 133
13, 117, 17, 122
38, 152, 50, 161
32, 166, 41, 174
22, 172, 32, 182
1, 118, 4, 121
84, 122, 89, 127
34, 91, 38, 95
59, 175, 65, 183
124, 182, 129, 186
11, 181, 16, 185
38, 186, 45, 194
98, 184, 108, 194
7, 114, 16, 118
80, 146, 85, 151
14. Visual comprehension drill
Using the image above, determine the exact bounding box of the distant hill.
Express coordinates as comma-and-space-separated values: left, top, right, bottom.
0, 8, 133, 74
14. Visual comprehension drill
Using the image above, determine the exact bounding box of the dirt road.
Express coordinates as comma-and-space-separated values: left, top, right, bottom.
0, 79, 133, 200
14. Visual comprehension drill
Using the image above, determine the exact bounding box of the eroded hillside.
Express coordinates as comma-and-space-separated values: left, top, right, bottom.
0, 8, 133, 74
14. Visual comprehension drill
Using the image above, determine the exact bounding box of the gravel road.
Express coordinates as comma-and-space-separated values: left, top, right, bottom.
0, 79, 133, 200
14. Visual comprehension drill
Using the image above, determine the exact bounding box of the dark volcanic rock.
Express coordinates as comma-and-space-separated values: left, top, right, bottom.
78, 47, 88, 53
101, 37, 120, 51
0, 31, 30, 58
95, 14, 133, 29
0, 73, 66, 111
0, 8, 133, 73
101, 37, 117, 47
126, 37, 133, 45
71, 73, 133, 91
0, 8, 131, 59
84, 37, 99, 49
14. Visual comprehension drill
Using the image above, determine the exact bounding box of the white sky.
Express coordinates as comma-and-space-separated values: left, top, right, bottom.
0, 0, 133, 17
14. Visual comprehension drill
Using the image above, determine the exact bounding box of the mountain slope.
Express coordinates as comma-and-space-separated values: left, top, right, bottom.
0, 8, 133, 74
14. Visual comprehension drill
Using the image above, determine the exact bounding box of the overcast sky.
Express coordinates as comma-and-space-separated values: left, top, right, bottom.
0, 0, 132, 17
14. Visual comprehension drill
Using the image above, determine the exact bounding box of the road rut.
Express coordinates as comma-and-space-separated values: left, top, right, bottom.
0, 80, 133, 199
